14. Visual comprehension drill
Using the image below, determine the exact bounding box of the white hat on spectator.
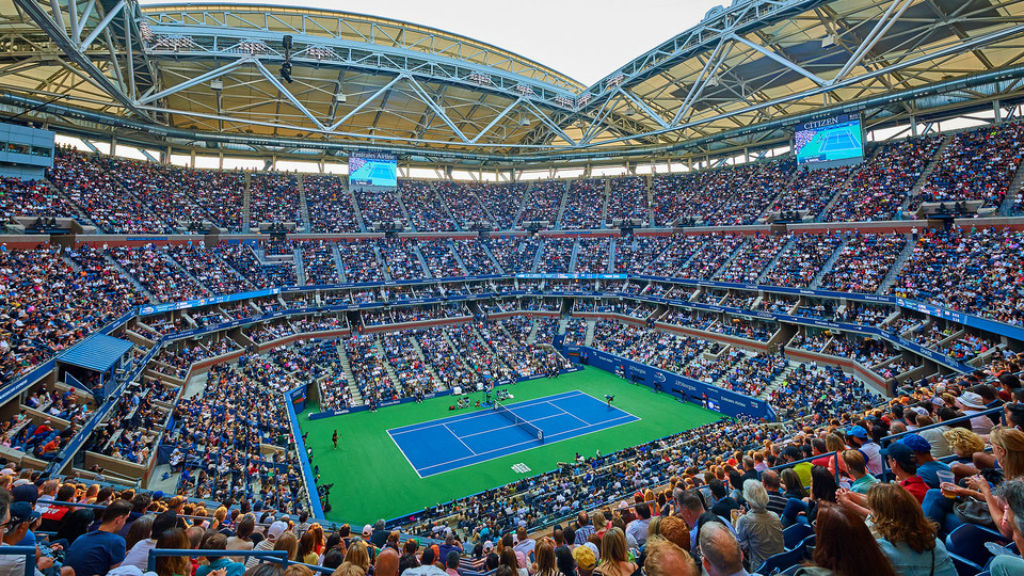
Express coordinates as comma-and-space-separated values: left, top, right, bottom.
11, 478, 30, 487
268, 521, 288, 540
956, 392, 986, 410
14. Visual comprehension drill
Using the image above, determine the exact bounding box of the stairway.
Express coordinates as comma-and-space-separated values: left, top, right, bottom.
645, 174, 656, 227
336, 342, 363, 406
447, 240, 470, 275
584, 320, 596, 347
710, 239, 747, 279
809, 237, 849, 289
162, 252, 212, 297
374, 338, 403, 389
408, 334, 444, 389
411, 242, 432, 278
607, 237, 617, 273
242, 172, 252, 233
346, 181, 367, 232
757, 236, 796, 284
481, 241, 504, 274
526, 321, 539, 345
297, 175, 311, 233
600, 179, 611, 228
1000, 156, 1024, 215
293, 249, 306, 285
554, 180, 571, 229
530, 240, 545, 273
331, 243, 348, 283
758, 363, 795, 401
395, 190, 414, 228
513, 182, 533, 227
900, 134, 952, 213
815, 163, 863, 221
104, 253, 155, 302
372, 244, 392, 282
441, 329, 475, 373
877, 234, 916, 294
567, 239, 580, 274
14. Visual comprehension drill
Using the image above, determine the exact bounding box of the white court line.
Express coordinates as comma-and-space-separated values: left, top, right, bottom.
460, 412, 568, 440
387, 390, 586, 436
444, 423, 477, 455
417, 412, 638, 475
385, 429, 425, 479
542, 400, 590, 427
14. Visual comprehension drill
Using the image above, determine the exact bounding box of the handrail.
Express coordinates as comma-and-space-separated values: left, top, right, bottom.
879, 406, 1003, 446
147, 549, 333, 574
0, 546, 39, 576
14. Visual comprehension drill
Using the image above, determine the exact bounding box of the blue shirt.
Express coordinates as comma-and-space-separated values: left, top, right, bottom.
916, 460, 952, 489
197, 558, 246, 576
65, 529, 126, 576
877, 538, 957, 576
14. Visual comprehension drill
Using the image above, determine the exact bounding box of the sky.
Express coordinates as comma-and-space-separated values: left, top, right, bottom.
140, 0, 728, 85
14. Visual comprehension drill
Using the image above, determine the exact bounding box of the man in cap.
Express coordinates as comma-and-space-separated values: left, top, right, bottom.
245, 521, 289, 568
846, 425, 883, 476
883, 442, 928, 503
900, 433, 951, 489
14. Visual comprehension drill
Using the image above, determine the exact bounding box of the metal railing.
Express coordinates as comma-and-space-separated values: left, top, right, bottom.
147, 549, 334, 574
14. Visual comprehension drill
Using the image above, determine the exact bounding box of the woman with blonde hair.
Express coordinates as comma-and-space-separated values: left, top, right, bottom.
211, 506, 228, 531
594, 528, 636, 576
531, 541, 560, 576
943, 427, 986, 465
867, 483, 956, 576
343, 541, 371, 574
945, 426, 1024, 538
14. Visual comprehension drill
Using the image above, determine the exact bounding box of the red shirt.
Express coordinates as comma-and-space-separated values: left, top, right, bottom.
900, 475, 929, 503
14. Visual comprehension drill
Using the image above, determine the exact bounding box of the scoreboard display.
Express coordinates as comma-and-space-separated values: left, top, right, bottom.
349, 150, 397, 188
794, 114, 864, 168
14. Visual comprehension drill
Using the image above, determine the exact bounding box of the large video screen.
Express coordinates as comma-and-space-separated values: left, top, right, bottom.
348, 151, 397, 188
794, 114, 864, 167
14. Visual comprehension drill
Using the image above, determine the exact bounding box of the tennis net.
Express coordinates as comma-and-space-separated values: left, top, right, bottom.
493, 401, 544, 443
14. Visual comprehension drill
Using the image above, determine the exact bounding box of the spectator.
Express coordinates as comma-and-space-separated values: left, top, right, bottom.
842, 450, 878, 495
624, 504, 650, 546
795, 503, 897, 576
571, 545, 596, 576
900, 433, 952, 489
991, 480, 1024, 575
735, 480, 784, 569
65, 499, 131, 576
198, 532, 246, 576
641, 537, 695, 576
246, 522, 288, 569
866, 484, 956, 576
883, 443, 929, 504
124, 510, 178, 570
697, 522, 746, 576
375, 548, 398, 576
154, 528, 192, 576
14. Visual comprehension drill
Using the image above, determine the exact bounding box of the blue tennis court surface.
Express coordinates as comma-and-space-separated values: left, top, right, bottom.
387, 390, 639, 477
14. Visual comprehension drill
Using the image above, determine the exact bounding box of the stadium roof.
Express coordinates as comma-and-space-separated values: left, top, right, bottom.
3, 0, 1024, 164
56, 333, 134, 373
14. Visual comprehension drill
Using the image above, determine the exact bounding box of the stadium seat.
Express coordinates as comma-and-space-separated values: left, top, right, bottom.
757, 547, 805, 575
945, 524, 1011, 567
948, 553, 984, 576
782, 522, 814, 550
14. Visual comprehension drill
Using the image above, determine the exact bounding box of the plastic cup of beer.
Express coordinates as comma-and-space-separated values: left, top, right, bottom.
937, 470, 956, 499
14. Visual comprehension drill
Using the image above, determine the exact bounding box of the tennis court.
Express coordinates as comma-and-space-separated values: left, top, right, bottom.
387, 390, 639, 477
